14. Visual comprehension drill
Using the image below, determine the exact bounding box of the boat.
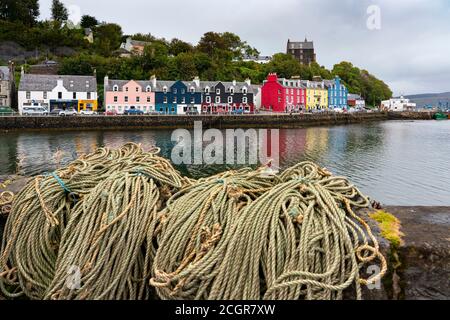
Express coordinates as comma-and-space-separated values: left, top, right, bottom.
433, 112, 448, 120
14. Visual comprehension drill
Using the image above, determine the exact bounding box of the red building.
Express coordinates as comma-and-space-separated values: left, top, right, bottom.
261, 73, 306, 113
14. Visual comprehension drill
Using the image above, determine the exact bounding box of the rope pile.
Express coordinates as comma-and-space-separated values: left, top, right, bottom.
0, 143, 188, 300
149, 162, 386, 300
0, 145, 386, 301
0, 191, 14, 217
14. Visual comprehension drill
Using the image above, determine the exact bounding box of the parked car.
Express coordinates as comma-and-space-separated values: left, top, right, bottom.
105, 109, 118, 116
231, 109, 244, 115
50, 108, 78, 116
22, 106, 48, 116
79, 109, 98, 116
124, 106, 144, 115
186, 110, 200, 115
0, 106, 15, 116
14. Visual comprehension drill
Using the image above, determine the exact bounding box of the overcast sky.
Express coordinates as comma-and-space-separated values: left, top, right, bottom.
39, 0, 450, 96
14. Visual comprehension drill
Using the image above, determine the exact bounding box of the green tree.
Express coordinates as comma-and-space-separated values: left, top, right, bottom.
0, 0, 40, 26
169, 38, 194, 56
93, 23, 123, 56
80, 15, 99, 29
51, 0, 68, 23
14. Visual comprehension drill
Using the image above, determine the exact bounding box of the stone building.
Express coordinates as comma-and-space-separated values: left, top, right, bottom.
287, 38, 316, 65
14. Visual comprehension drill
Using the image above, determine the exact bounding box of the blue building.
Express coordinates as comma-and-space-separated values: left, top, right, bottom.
326, 76, 348, 109
154, 80, 203, 115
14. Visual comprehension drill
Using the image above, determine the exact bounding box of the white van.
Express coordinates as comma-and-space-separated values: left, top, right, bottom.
22, 106, 49, 116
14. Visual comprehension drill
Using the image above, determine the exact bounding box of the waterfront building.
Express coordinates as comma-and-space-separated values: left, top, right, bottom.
0, 63, 15, 108
200, 79, 255, 114
303, 80, 329, 110
18, 71, 98, 114
348, 94, 366, 109
381, 96, 416, 112
324, 76, 348, 109
252, 85, 262, 111
104, 76, 156, 114
261, 73, 306, 113
287, 38, 316, 65
154, 78, 203, 115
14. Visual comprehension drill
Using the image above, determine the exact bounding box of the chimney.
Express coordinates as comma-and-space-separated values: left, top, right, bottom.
150, 74, 157, 87
104, 75, 109, 88
245, 78, 251, 86
93, 68, 97, 76
193, 76, 200, 87
232, 79, 236, 86
21, 66, 25, 76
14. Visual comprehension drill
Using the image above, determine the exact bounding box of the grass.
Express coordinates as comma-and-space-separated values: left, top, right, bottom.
369, 210, 405, 248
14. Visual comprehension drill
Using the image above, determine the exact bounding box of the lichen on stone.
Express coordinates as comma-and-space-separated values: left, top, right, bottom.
369, 210, 405, 248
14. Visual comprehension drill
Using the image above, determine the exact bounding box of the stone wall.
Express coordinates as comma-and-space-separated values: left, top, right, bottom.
0, 112, 389, 131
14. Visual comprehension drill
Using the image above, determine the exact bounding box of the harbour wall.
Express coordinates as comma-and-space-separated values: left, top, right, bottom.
0, 111, 439, 131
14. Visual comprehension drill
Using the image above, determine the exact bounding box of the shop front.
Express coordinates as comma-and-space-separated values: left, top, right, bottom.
78, 100, 98, 112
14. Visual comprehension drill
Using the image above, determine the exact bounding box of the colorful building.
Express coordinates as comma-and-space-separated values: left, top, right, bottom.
104, 77, 155, 114
303, 80, 328, 110
325, 76, 348, 109
261, 73, 306, 113
18, 71, 98, 114
201, 79, 255, 114
154, 79, 202, 115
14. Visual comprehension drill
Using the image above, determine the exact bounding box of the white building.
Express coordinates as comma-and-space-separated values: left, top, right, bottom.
381, 96, 416, 112
239, 55, 272, 64
252, 85, 262, 111
348, 94, 366, 109
18, 71, 98, 114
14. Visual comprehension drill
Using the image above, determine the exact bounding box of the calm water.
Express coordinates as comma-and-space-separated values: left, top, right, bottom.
1, 120, 449, 206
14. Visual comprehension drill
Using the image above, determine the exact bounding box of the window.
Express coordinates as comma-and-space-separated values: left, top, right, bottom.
147, 97, 151, 103
181, 89, 185, 94
215, 96, 221, 104
173, 88, 177, 94
163, 97, 168, 103
58, 92, 62, 99
216, 88, 221, 94
114, 96, 118, 102
191, 97, 195, 103
243, 97, 248, 104
146, 86, 151, 92
278, 89, 281, 94
228, 96, 233, 104
173, 96, 177, 103
26, 92, 31, 99
206, 96, 211, 103
190, 87, 195, 93
113, 85, 119, 92
43, 92, 47, 99
136, 97, 140, 102
230, 87, 234, 94
73, 92, 77, 99
163, 87, 168, 93
87, 92, 91, 100
181, 97, 186, 104
205, 87, 210, 94
125, 87, 129, 92
286, 89, 289, 94
125, 96, 129, 102
136, 87, 139, 92
242, 87, 248, 94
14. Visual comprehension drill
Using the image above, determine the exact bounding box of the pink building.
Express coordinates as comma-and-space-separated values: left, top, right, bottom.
104, 76, 156, 114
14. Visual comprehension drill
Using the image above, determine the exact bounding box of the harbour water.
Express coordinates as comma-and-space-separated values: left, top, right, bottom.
1, 120, 449, 206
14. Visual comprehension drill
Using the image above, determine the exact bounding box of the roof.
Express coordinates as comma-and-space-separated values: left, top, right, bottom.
288, 40, 314, 50
0, 66, 10, 81
19, 74, 97, 92
348, 94, 363, 100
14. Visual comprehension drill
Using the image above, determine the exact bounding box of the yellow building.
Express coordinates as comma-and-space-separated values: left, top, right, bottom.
78, 99, 98, 112
305, 81, 328, 110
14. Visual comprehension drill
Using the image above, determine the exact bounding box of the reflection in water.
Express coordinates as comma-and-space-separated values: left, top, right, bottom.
1, 121, 449, 205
